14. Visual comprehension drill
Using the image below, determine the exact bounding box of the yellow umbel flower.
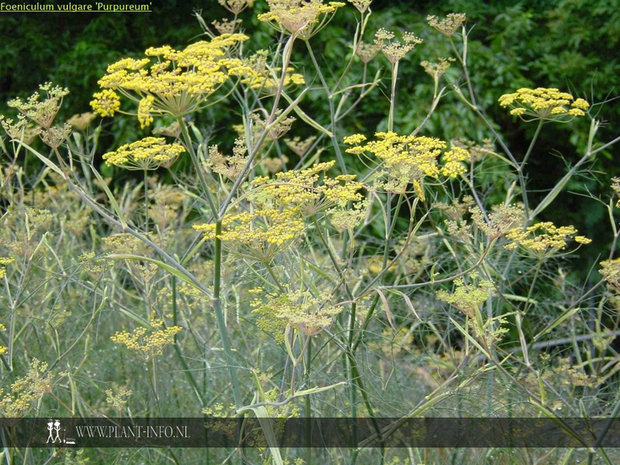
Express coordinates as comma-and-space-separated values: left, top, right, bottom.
137, 95, 155, 128
437, 277, 493, 319
0, 359, 55, 416
347, 0, 372, 14
0, 322, 5, 355
93, 33, 250, 119
90, 89, 121, 117
111, 319, 182, 361
258, 0, 345, 39
499, 87, 589, 122
440, 147, 470, 177
102, 137, 185, 170
599, 258, 620, 294
505, 221, 591, 257
193, 208, 305, 247
0, 256, 14, 281
0, 115, 41, 144
251, 161, 363, 212
251, 287, 341, 341
344, 132, 470, 199
226, 50, 306, 93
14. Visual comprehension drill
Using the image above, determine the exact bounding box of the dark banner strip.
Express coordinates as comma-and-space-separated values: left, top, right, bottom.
1, 417, 618, 448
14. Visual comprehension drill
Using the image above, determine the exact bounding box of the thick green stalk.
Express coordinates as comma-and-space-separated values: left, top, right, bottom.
213, 220, 242, 407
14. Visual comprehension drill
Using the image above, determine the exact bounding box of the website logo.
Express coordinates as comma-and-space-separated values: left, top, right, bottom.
45, 419, 76, 445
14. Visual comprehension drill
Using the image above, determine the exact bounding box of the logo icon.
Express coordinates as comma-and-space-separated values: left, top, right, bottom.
45, 419, 75, 445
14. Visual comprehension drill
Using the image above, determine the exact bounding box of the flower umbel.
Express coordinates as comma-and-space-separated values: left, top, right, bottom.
499, 87, 589, 122
218, 0, 254, 15
111, 319, 182, 361
258, 0, 345, 39
93, 33, 250, 119
505, 222, 591, 257
102, 137, 185, 170
251, 287, 341, 340
374, 28, 423, 64
90, 89, 121, 117
193, 208, 305, 247
7, 82, 69, 129
427, 13, 466, 36
344, 132, 470, 199
599, 258, 620, 294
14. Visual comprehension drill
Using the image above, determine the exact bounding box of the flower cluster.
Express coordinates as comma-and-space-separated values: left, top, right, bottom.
218, 0, 254, 15
258, 0, 345, 38
470, 203, 525, 239
599, 258, 620, 294
0, 359, 55, 416
499, 87, 589, 122
284, 135, 316, 157
111, 319, 182, 360
207, 138, 248, 180
373, 28, 423, 64
149, 184, 186, 230
262, 154, 289, 173
212, 18, 243, 35
347, 0, 371, 14
105, 384, 133, 412
427, 13, 466, 36
102, 137, 185, 170
0, 256, 14, 280
420, 57, 454, 81
504, 222, 591, 256
91, 33, 250, 120
250, 109, 296, 140
67, 112, 97, 131
3, 82, 72, 148
193, 208, 305, 247
436, 276, 494, 319
250, 287, 341, 341
235, 50, 305, 91
0, 114, 41, 144
90, 89, 121, 117
251, 160, 366, 230
0, 323, 6, 355
344, 132, 470, 200
355, 41, 380, 63
252, 161, 363, 210
611, 177, 620, 207
7, 82, 68, 129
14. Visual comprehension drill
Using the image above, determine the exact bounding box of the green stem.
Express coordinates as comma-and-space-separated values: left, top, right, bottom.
516, 119, 544, 217
518, 259, 543, 367
177, 117, 218, 218
305, 40, 346, 173
143, 169, 149, 229
521, 120, 544, 168
388, 62, 399, 132
450, 33, 476, 107
171, 275, 205, 407
213, 220, 242, 407
304, 337, 312, 465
